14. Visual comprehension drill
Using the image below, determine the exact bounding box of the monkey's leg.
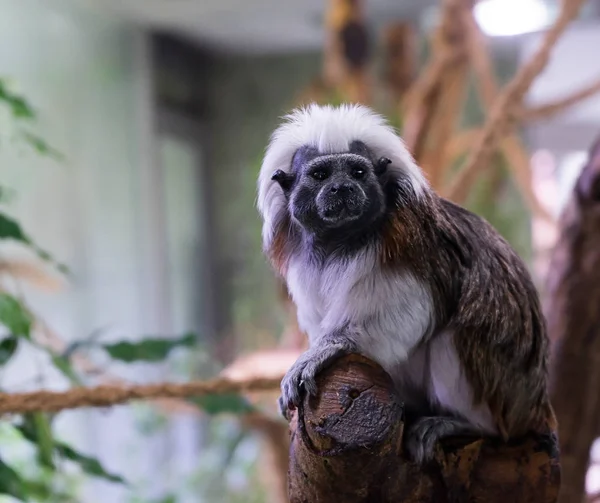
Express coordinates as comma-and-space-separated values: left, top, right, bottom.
279, 336, 357, 418
405, 416, 482, 464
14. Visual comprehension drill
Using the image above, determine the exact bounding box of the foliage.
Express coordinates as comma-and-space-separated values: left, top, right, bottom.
188, 420, 267, 503
16, 415, 126, 484
0, 213, 67, 273
100, 333, 196, 363
189, 394, 255, 416
0, 458, 27, 501
0, 293, 33, 339
0, 77, 255, 502
0, 77, 117, 502
124, 415, 267, 503
0, 336, 19, 365
0, 79, 63, 160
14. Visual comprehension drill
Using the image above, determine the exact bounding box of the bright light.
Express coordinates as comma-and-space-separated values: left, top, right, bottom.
474, 0, 551, 37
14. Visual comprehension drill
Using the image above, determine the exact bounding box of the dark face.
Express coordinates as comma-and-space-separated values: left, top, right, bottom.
272, 142, 390, 240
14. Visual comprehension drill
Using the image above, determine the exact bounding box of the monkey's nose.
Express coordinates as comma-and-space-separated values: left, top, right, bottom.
330, 183, 354, 195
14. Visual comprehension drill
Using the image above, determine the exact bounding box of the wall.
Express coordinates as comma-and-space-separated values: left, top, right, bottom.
0, 1, 165, 501
205, 52, 320, 353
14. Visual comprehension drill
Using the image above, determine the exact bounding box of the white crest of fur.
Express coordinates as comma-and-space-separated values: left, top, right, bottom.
257, 103, 429, 247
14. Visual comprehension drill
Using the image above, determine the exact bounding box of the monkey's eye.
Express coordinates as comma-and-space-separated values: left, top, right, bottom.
352, 167, 366, 179
310, 169, 329, 181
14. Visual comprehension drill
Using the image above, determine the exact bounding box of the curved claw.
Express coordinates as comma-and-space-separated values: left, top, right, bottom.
405, 416, 475, 464
278, 342, 354, 420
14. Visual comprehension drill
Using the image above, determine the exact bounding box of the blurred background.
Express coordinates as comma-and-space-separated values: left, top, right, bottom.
1, 0, 600, 502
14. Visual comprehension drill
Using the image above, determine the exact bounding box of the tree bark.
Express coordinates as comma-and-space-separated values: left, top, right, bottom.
287, 354, 561, 502
545, 138, 600, 503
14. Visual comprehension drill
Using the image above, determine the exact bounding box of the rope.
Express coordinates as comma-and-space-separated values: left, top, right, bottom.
444, 0, 587, 203
0, 376, 282, 415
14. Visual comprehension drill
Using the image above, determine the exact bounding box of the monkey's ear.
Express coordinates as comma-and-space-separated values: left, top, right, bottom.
374, 157, 392, 176
271, 169, 295, 193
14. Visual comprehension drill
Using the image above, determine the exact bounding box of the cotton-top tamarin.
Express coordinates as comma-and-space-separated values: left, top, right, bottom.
256, 103, 556, 463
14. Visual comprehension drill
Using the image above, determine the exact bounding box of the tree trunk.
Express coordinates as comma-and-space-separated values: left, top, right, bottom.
287, 354, 560, 502
545, 138, 600, 503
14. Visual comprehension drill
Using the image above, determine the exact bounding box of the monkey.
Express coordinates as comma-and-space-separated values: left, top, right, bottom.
256, 103, 556, 463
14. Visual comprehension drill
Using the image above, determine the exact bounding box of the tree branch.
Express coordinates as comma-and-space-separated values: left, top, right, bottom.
545, 136, 600, 503
444, 0, 587, 203
401, 0, 469, 166
459, 6, 554, 223
287, 354, 561, 502
521, 77, 600, 123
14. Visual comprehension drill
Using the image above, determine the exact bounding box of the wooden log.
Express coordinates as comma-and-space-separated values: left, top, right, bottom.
545, 137, 600, 503
287, 354, 561, 502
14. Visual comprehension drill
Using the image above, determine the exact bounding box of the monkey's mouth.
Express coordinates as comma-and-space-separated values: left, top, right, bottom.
318, 198, 364, 223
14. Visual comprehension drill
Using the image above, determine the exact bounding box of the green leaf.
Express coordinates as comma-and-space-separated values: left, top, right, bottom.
0, 212, 68, 274
0, 213, 30, 243
16, 414, 56, 470
0, 81, 63, 163
20, 479, 56, 500
189, 393, 255, 416
50, 354, 82, 385
0, 336, 19, 365
102, 332, 196, 363
55, 443, 125, 484
0, 80, 36, 120
16, 419, 125, 485
0, 458, 26, 501
154, 496, 177, 503
19, 131, 64, 161
0, 294, 32, 339
32, 413, 55, 469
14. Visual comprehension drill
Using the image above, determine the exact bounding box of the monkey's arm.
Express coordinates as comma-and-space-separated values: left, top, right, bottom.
279, 327, 357, 418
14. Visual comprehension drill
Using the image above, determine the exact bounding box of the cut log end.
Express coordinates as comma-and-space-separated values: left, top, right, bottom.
287, 354, 561, 503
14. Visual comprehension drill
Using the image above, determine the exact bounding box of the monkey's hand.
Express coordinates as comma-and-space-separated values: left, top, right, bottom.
278, 340, 355, 420
405, 416, 478, 464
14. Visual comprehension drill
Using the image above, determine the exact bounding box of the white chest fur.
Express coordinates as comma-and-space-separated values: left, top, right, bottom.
285, 252, 434, 371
